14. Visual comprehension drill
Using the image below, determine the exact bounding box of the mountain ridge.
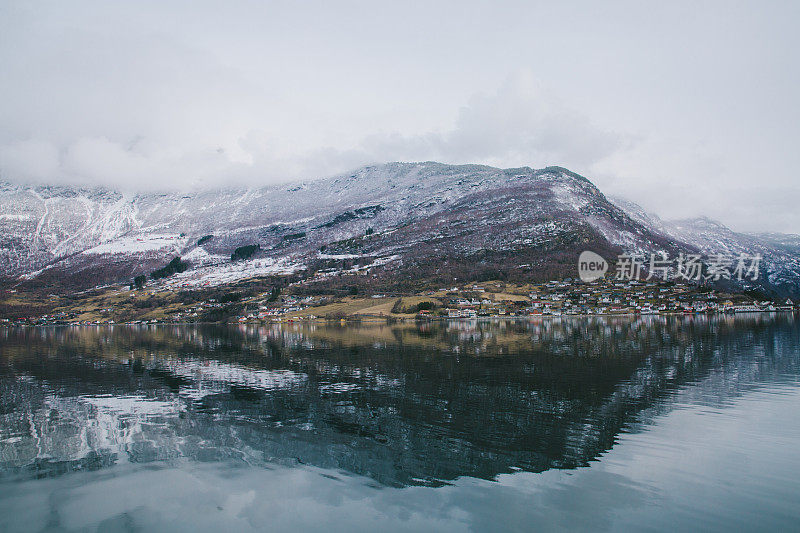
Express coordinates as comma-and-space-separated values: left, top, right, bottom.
1, 162, 799, 298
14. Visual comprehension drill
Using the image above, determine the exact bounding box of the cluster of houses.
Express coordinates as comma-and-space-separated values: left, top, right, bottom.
163, 298, 228, 322
439, 279, 797, 318
237, 295, 320, 322
0, 311, 81, 327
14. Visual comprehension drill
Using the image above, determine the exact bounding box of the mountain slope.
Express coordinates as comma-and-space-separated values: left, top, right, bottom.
1, 162, 798, 297
609, 197, 800, 298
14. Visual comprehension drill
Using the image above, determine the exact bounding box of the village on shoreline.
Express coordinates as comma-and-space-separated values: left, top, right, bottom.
3, 275, 797, 327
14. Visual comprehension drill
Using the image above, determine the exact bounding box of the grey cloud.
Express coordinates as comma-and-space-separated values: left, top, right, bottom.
0, 1, 798, 232
0, 70, 623, 190
352, 71, 624, 171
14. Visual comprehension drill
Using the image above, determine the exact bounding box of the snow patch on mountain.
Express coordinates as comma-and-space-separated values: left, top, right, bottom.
162, 256, 305, 289
82, 234, 185, 255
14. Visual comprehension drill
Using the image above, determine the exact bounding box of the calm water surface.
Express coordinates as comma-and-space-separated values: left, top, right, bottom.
1, 315, 799, 532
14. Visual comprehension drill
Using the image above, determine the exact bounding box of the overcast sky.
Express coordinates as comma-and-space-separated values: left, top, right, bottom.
1, 1, 798, 233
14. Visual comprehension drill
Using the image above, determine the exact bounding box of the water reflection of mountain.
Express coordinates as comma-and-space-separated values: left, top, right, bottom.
1, 315, 798, 487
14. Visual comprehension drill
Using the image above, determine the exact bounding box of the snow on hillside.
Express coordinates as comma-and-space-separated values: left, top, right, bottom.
82, 234, 185, 255
1, 162, 799, 297
161, 256, 305, 289
609, 197, 800, 295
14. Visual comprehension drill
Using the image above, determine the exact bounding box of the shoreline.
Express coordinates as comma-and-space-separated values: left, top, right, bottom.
2, 309, 796, 328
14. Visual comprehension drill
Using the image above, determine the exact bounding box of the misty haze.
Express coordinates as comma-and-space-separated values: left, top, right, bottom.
1, 2, 799, 532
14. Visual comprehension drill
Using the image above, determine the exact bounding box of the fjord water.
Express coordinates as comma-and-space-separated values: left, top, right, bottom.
1, 316, 799, 532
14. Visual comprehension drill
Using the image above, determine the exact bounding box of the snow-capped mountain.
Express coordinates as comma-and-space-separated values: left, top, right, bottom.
1, 162, 798, 297
609, 197, 800, 297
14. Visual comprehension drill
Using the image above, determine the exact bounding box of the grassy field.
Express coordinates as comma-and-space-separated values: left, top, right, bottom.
285, 295, 442, 319
2, 277, 540, 323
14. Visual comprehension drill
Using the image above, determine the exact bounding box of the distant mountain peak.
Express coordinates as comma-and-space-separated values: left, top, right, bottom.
671, 216, 730, 231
